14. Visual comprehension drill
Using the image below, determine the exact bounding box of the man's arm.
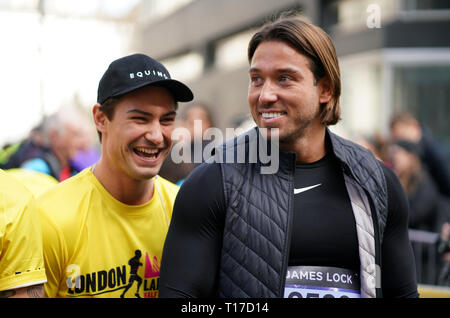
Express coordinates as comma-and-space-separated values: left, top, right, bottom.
380, 163, 419, 298
159, 162, 226, 298
0, 180, 47, 298
0, 284, 45, 298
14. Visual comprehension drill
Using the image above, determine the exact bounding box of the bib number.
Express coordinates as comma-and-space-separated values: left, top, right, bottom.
284, 285, 360, 298
284, 266, 361, 299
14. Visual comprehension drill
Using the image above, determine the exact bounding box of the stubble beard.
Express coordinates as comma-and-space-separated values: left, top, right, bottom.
277, 116, 315, 150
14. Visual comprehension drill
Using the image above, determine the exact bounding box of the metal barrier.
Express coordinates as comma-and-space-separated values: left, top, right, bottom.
408, 229, 444, 285
418, 284, 450, 298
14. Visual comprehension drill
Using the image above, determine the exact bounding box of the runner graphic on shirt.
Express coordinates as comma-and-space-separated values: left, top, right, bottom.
120, 250, 143, 298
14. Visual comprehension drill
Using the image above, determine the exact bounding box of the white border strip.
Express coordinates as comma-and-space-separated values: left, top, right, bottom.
5, 279, 47, 291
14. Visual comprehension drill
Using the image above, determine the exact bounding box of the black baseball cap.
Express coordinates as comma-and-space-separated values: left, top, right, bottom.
97, 53, 194, 104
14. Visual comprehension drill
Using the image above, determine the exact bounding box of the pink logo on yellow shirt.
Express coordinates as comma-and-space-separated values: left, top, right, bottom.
144, 252, 160, 298
145, 253, 160, 279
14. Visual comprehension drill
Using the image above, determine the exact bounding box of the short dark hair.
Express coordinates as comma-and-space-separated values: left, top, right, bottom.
96, 97, 120, 143
248, 16, 341, 125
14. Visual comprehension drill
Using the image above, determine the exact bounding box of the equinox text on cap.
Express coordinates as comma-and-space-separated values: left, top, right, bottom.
129, 70, 169, 80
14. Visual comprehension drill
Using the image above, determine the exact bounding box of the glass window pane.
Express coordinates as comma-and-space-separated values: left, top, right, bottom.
393, 65, 450, 162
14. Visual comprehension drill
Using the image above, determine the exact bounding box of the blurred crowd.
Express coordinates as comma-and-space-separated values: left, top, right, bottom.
356, 112, 450, 232
356, 111, 450, 285
1, 103, 449, 286
0, 106, 100, 193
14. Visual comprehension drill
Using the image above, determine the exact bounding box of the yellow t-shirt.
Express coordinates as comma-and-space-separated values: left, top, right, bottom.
7, 168, 58, 198
37, 168, 179, 298
0, 169, 47, 291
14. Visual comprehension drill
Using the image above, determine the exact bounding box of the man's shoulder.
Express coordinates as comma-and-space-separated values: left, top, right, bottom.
154, 175, 180, 205
328, 131, 373, 158
378, 161, 405, 199
0, 168, 34, 201
176, 162, 223, 202
184, 161, 222, 185
0, 169, 34, 219
328, 131, 385, 180
38, 168, 91, 198
155, 175, 179, 193
173, 161, 226, 222
36, 169, 94, 221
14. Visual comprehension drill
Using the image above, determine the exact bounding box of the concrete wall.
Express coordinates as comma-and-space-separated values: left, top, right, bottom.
140, 0, 318, 59
136, 0, 450, 137
137, 0, 319, 131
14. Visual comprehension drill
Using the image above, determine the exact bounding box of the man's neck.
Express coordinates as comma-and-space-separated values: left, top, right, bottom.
92, 158, 154, 206
281, 125, 327, 164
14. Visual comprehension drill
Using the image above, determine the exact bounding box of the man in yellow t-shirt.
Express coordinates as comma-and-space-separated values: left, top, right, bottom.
0, 169, 46, 297
37, 53, 193, 298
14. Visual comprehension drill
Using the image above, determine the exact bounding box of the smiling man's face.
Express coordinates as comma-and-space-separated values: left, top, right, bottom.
97, 85, 176, 181
248, 40, 330, 147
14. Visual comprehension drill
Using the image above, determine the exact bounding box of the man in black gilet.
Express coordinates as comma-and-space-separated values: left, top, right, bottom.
159, 16, 418, 299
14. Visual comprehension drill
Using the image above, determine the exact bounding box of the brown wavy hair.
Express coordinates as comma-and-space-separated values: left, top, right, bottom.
248, 16, 341, 125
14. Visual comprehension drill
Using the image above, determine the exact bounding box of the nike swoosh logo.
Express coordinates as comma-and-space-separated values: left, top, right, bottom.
294, 183, 322, 195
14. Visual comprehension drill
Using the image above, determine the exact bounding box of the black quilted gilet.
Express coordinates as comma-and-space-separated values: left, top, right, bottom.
216, 127, 387, 298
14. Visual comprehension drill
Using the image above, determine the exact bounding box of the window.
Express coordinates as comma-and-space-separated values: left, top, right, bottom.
215, 29, 257, 71
403, 0, 450, 10
393, 65, 450, 148
160, 52, 203, 82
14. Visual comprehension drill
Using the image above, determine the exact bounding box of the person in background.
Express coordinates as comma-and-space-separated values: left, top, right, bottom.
390, 140, 446, 232
230, 113, 257, 137
0, 122, 46, 170
390, 111, 450, 197
22, 107, 88, 181
390, 138, 450, 286
69, 116, 101, 172
183, 102, 215, 141
37, 53, 193, 298
0, 169, 46, 298
159, 102, 215, 185
355, 134, 390, 166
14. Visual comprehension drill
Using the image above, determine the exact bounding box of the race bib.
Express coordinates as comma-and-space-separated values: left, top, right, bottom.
284, 266, 361, 298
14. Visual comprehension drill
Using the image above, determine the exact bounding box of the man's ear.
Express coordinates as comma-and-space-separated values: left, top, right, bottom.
318, 77, 332, 105
92, 104, 107, 135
